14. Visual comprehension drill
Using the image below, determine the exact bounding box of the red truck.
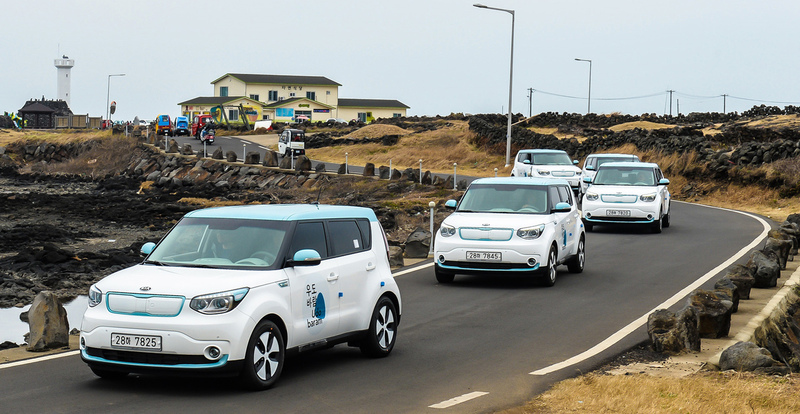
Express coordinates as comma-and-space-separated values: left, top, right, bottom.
192, 114, 214, 139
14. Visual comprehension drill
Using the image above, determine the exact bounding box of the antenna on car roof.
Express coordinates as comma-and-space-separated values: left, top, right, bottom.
311, 185, 324, 206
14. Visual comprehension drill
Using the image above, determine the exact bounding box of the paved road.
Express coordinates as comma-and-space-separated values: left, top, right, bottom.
0, 202, 768, 413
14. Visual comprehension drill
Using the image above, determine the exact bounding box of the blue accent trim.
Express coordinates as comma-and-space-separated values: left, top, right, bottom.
185, 204, 379, 222
437, 262, 540, 272
82, 349, 229, 369
106, 292, 185, 317
584, 217, 654, 224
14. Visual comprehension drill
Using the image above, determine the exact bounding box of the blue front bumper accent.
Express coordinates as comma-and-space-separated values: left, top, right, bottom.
81, 349, 229, 370
437, 262, 540, 273
584, 217, 654, 224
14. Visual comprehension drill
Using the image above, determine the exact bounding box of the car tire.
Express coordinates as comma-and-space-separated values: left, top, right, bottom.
651, 214, 663, 234
566, 236, 585, 273
239, 319, 285, 390
90, 366, 128, 379
662, 211, 671, 228
541, 245, 558, 287
359, 296, 398, 358
583, 219, 593, 232
435, 265, 455, 283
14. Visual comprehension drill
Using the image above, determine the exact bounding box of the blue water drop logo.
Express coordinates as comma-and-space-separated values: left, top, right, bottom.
314, 293, 326, 319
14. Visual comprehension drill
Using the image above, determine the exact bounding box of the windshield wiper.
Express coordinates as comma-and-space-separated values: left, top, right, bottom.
144, 260, 169, 266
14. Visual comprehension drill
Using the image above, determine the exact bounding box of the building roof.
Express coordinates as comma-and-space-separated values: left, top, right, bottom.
337, 98, 409, 109
178, 96, 262, 106
211, 73, 342, 87
18, 102, 56, 113
262, 97, 335, 109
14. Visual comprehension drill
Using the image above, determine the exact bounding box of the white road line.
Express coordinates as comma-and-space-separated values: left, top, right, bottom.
429, 391, 489, 409
393, 261, 433, 277
531, 203, 770, 376
0, 350, 80, 369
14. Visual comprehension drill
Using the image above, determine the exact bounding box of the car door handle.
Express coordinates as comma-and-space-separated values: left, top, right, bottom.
327, 273, 339, 282
366, 261, 376, 271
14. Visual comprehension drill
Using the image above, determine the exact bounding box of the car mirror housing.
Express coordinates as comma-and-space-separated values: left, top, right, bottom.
288, 249, 322, 267
553, 202, 572, 213
659, 178, 670, 186
444, 199, 457, 209
140, 242, 156, 256
522, 159, 531, 165
585, 165, 595, 171
582, 176, 593, 183
573, 160, 579, 165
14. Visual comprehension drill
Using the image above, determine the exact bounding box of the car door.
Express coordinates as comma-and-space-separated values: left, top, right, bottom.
325, 219, 377, 333
656, 168, 671, 215
285, 221, 340, 347
548, 186, 571, 261
555, 185, 579, 256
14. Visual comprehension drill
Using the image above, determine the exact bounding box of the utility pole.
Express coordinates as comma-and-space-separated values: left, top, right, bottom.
667, 90, 675, 116
527, 88, 534, 117
722, 94, 728, 114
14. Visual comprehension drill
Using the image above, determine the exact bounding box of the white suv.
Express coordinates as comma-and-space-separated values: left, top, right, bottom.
510, 149, 582, 195
581, 162, 671, 233
579, 153, 640, 196
434, 177, 586, 287
80, 204, 401, 390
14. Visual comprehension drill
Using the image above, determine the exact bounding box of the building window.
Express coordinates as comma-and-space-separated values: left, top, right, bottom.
357, 112, 367, 123
393, 113, 402, 118
268, 90, 278, 101
249, 94, 260, 101
326, 91, 330, 95
229, 109, 239, 120
220, 86, 228, 97
306, 91, 316, 101
289, 92, 296, 97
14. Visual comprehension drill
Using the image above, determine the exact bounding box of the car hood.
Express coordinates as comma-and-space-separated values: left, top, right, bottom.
443, 212, 553, 230
94, 264, 285, 297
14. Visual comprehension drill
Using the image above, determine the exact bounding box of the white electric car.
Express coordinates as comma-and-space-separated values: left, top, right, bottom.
581, 162, 671, 233
579, 153, 640, 196
433, 177, 585, 287
80, 204, 401, 390
510, 149, 582, 195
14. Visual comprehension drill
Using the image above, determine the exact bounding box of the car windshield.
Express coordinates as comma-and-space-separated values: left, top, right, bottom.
531, 152, 572, 165
457, 184, 549, 214
593, 167, 656, 186
145, 217, 290, 269
587, 156, 636, 169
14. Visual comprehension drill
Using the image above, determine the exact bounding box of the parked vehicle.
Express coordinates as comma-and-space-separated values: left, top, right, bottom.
581, 162, 671, 233
433, 177, 585, 286
80, 204, 401, 390
580, 153, 640, 196
199, 122, 216, 144
325, 118, 349, 126
278, 128, 305, 157
173, 116, 190, 136
511, 149, 582, 195
155, 114, 171, 136
192, 114, 214, 139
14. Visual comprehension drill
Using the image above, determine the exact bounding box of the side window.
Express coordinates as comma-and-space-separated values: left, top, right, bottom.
557, 186, 573, 206
328, 220, 364, 257
656, 169, 664, 181
289, 222, 327, 259
356, 219, 372, 250
548, 187, 560, 210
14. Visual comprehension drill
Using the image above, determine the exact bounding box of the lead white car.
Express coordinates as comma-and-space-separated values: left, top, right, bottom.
80, 204, 401, 390
581, 162, 671, 233
433, 177, 585, 287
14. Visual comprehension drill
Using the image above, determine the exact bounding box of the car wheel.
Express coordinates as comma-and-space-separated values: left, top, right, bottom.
566, 236, 585, 273
435, 265, 455, 283
583, 219, 593, 232
239, 320, 285, 390
541, 245, 558, 287
360, 296, 398, 357
651, 214, 663, 234
662, 211, 671, 228
90, 366, 128, 379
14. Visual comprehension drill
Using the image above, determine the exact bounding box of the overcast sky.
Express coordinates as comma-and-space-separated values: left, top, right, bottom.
4, 0, 800, 122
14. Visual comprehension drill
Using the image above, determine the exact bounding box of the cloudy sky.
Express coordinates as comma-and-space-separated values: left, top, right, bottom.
4, 0, 800, 122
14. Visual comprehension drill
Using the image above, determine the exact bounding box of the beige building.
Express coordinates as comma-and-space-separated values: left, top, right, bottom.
179, 73, 409, 124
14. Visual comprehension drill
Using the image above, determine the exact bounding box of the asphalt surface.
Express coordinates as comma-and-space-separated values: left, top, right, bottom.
0, 201, 768, 413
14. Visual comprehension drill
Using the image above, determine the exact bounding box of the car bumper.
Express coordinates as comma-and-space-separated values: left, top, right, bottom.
433, 238, 547, 274
80, 305, 255, 372
582, 201, 660, 223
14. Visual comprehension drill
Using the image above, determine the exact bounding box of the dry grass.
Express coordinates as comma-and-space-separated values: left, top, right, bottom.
608, 121, 676, 132
307, 120, 513, 176
510, 372, 800, 414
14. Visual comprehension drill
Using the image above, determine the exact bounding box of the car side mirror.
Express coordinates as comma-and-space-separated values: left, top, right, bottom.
659, 178, 670, 186
522, 159, 531, 165
582, 176, 593, 183
585, 165, 595, 171
140, 242, 156, 256
573, 160, 579, 165
288, 249, 322, 267
444, 199, 457, 209
553, 202, 571, 213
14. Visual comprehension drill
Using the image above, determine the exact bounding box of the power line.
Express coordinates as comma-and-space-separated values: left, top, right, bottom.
532, 89, 663, 101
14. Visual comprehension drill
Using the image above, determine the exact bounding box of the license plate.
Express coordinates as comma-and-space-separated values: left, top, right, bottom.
606, 209, 631, 217
466, 251, 502, 261
111, 333, 162, 351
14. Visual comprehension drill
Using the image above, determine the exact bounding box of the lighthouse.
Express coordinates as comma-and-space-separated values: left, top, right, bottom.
54, 56, 74, 107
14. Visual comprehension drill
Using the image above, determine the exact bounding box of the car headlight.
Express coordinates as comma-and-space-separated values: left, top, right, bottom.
585, 192, 599, 201
517, 224, 546, 239
190, 288, 249, 315
440, 224, 456, 237
640, 193, 657, 202
88, 284, 102, 307
536, 169, 551, 176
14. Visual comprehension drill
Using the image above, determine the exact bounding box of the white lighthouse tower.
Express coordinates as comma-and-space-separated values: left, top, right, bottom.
54, 56, 75, 107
